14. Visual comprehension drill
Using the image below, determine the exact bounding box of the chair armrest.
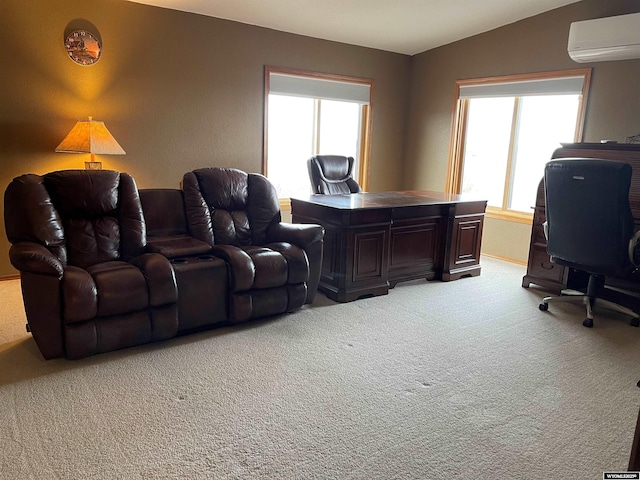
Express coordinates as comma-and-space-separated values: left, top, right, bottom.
20, 271, 65, 359
9, 241, 64, 278
266, 223, 324, 304
265, 222, 324, 249
210, 245, 254, 292
629, 231, 640, 267
130, 253, 178, 307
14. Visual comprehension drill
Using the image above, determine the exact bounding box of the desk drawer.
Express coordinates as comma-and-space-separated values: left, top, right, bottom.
528, 247, 565, 283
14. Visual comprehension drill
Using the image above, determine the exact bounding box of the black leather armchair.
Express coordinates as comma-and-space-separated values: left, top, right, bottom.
4, 170, 179, 359
307, 155, 362, 194
538, 158, 640, 327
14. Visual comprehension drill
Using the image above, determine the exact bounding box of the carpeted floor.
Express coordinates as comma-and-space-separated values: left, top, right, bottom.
1, 256, 639, 479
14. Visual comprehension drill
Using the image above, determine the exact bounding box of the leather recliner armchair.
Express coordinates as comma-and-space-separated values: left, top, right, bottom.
182, 167, 324, 323
4, 170, 179, 359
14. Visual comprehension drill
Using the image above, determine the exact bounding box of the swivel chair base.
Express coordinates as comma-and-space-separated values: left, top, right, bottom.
539, 274, 640, 328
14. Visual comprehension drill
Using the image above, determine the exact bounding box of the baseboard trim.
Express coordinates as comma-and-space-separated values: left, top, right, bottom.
482, 253, 527, 266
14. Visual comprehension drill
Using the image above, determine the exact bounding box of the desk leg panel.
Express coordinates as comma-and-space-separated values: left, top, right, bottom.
350, 226, 389, 287
442, 213, 484, 281
327, 224, 390, 302
293, 212, 390, 302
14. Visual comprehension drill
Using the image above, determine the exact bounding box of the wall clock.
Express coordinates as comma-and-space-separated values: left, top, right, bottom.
64, 30, 101, 66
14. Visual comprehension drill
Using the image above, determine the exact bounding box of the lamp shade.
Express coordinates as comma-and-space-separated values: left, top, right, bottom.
55, 117, 125, 155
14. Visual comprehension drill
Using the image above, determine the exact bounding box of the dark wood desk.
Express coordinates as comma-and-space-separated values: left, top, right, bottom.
291, 191, 487, 302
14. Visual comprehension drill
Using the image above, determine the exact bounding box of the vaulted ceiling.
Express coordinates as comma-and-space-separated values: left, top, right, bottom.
126, 0, 582, 55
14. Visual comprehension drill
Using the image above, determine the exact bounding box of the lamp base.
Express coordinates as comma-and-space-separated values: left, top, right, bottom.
85, 161, 102, 170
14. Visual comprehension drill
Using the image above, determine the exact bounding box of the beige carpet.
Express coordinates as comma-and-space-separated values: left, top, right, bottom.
1, 257, 639, 479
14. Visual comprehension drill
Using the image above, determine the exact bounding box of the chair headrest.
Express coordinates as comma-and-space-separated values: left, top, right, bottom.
312, 155, 354, 183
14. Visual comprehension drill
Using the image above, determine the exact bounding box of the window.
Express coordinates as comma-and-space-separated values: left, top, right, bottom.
447, 69, 591, 222
264, 66, 373, 204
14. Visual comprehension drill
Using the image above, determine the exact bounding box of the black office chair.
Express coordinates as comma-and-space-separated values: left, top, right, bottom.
307, 155, 362, 194
538, 158, 640, 328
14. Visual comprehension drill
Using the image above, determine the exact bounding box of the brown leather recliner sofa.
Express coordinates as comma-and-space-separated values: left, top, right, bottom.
4, 168, 324, 360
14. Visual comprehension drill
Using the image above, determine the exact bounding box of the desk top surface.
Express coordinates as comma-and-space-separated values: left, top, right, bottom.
291, 190, 487, 210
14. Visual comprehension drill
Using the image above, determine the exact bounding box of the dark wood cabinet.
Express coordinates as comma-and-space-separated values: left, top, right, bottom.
291, 191, 486, 302
523, 142, 640, 303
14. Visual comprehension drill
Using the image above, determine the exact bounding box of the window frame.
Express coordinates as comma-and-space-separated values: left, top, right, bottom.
263, 66, 374, 207
445, 69, 592, 224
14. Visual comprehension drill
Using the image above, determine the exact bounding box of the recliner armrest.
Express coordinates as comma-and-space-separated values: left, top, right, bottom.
9, 241, 64, 278
130, 253, 178, 307
265, 222, 324, 249
210, 245, 254, 292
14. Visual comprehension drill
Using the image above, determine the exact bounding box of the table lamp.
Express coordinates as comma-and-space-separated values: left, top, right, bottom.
55, 116, 125, 169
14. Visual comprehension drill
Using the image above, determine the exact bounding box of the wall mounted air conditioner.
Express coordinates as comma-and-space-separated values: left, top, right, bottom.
568, 12, 640, 63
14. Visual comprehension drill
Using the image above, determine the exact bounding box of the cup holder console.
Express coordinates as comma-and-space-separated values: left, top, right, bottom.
170, 258, 188, 264
170, 255, 216, 264
167, 254, 228, 331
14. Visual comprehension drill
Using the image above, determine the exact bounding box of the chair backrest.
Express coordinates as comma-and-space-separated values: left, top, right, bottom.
544, 158, 634, 274
182, 167, 281, 246
307, 155, 362, 194
4, 170, 145, 268
139, 189, 189, 237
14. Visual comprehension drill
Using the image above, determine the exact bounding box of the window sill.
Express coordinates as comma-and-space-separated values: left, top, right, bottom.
486, 208, 533, 225
279, 199, 292, 211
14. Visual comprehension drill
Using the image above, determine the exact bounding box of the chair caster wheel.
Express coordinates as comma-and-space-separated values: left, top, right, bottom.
631, 318, 639, 327
583, 318, 594, 328
539, 303, 548, 311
